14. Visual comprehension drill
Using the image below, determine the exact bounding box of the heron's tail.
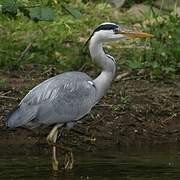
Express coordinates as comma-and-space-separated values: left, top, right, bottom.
5, 105, 38, 129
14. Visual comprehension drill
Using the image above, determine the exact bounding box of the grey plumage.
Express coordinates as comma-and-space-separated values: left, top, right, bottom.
6, 72, 96, 129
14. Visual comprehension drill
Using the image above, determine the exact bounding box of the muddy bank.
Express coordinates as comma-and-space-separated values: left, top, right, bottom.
0, 69, 180, 154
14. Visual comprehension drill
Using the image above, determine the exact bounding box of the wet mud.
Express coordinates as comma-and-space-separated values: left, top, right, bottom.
0, 69, 180, 154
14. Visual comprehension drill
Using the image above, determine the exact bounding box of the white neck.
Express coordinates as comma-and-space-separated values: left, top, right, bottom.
89, 35, 116, 101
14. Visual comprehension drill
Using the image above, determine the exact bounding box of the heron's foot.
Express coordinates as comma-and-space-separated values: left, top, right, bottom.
52, 157, 59, 171
64, 151, 74, 170
47, 124, 65, 172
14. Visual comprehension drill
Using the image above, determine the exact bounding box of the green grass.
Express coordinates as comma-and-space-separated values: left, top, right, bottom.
0, 1, 127, 71
0, 0, 179, 79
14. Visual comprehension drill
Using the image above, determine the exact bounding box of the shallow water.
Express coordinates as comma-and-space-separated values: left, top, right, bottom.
1, 150, 180, 180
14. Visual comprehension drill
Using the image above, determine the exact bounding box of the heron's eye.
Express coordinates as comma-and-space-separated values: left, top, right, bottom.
113, 28, 119, 34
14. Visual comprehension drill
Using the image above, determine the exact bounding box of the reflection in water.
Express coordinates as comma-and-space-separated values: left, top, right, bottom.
1, 150, 180, 180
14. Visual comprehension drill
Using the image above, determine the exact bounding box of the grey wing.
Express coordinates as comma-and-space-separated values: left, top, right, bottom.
20, 72, 93, 106
7, 72, 96, 129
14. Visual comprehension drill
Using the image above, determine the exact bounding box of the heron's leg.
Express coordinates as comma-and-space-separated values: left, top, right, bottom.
47, 124, 63, 171
52, 130, 59, 171
47, 124, 64, 145
47, 123, 74, 170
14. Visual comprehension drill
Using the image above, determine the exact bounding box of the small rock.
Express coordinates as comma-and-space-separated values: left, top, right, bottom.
109, 0, 126, 8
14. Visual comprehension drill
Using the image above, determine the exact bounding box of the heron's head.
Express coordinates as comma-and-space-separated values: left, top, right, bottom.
86, 22, 154, 44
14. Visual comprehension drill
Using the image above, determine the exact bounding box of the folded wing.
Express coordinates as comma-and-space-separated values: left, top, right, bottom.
6, 72, 96, 129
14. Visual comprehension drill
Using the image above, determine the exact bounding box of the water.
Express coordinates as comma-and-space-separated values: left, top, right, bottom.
1, 150, 180, 180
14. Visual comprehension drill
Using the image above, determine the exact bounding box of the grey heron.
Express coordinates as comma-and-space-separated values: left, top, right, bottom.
5, 22, 153, 171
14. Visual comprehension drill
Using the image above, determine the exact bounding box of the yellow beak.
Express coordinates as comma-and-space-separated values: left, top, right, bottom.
120, 31, 154, 39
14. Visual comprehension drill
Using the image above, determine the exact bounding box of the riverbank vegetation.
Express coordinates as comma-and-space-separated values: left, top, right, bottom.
0, 0, 179, 79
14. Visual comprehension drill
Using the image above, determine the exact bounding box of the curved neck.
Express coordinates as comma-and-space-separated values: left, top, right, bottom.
89, 36, 116, 101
